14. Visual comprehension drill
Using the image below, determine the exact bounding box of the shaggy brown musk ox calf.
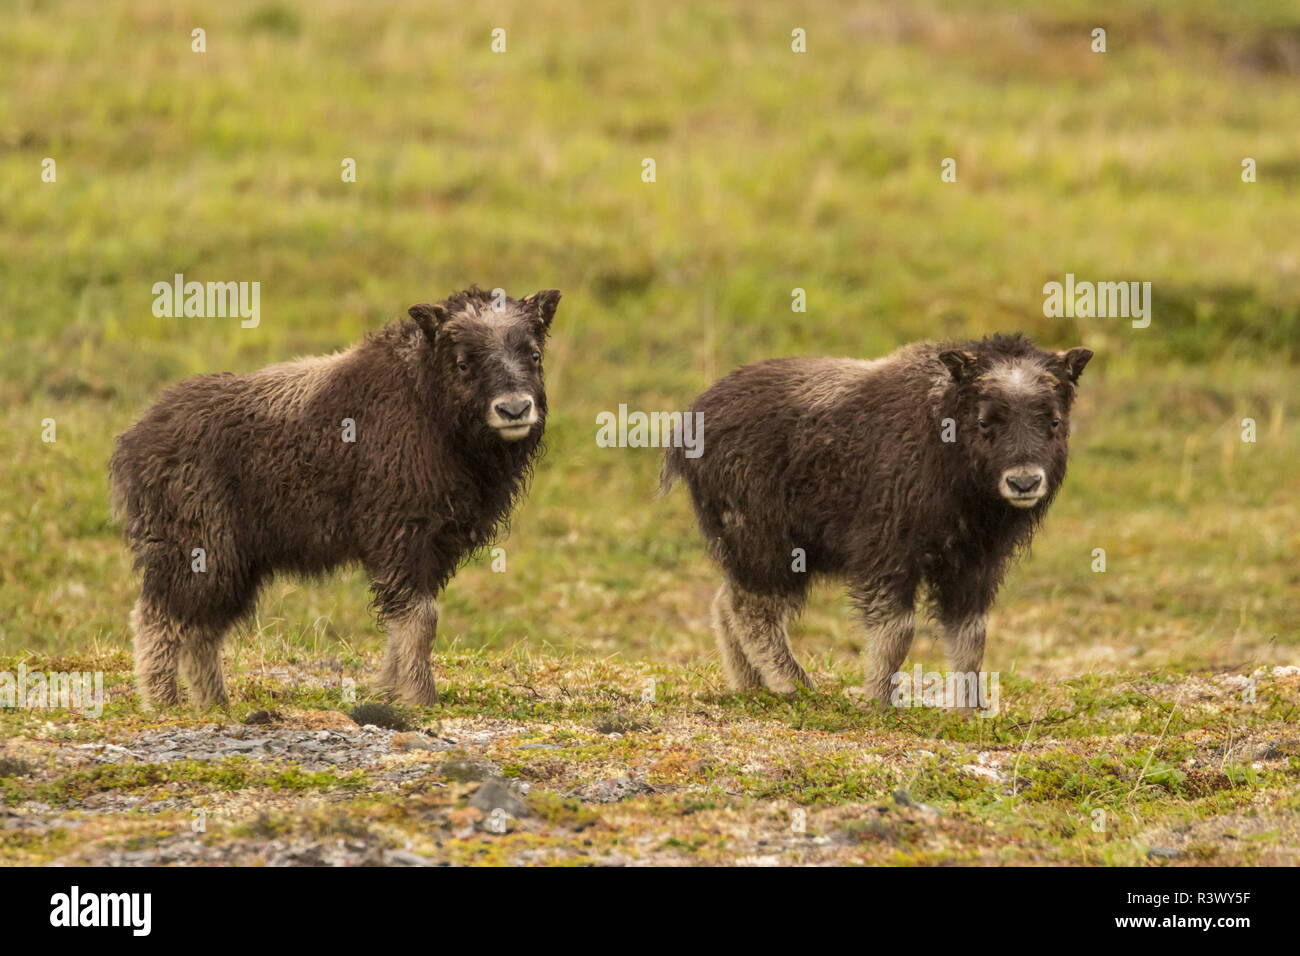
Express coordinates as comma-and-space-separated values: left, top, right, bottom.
111, 287, 561, 709
662, 333, 1092, 708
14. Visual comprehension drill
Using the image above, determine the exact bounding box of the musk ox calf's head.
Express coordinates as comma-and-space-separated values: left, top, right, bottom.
408, 287, 562, 443
938, 334, 1093, 510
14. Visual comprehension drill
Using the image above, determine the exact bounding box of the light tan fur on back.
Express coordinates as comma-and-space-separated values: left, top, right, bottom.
794, 356, 891, 411
248, 351, 351, 414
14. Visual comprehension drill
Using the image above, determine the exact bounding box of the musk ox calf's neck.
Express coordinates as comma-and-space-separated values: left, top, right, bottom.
666, 333, 1092, 708
110, 287, 561, 709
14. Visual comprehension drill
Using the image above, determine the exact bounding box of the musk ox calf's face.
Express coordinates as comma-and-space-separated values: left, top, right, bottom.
409, 289, 561, 443
940, 344, 1093, 510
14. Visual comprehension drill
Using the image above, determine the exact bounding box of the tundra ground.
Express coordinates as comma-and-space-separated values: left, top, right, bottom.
2, 0, 1298, 866
2, 649, 1298, 866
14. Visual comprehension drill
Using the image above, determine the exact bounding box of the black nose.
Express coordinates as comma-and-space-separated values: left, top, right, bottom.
495, 398, 532, 421
1006, 473, 1042, 494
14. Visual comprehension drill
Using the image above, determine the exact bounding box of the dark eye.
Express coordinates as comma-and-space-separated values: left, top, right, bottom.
456, 359, 470, 374
531, 350, 541, 363
1051, 418, 1061, 429
978, 418, 989, 430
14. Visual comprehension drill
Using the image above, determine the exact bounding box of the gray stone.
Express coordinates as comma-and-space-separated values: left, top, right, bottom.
469, 778, 529, 818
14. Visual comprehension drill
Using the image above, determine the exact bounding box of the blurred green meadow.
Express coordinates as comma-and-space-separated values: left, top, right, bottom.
1, 0, 1298, 683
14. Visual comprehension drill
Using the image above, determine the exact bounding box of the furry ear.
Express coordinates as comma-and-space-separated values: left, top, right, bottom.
408, 303, 450, 344
1053, 346, 1094, 384
521, 289, 562, 333
938, 349, 979, 383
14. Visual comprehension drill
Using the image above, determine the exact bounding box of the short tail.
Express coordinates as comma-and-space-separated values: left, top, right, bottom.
658, 444, 685, 499
107, 442, 132, 522
108, 427, 146, 527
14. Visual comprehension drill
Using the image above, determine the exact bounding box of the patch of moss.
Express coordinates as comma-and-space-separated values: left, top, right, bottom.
5, 758, 368, 806
528, 791, 601, 830
593, 712, 644, 735
348, 701, 412, 731
439, 755, 489, 783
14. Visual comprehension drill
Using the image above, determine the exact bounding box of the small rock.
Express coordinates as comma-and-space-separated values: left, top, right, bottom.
892, 789, 940, 815
392, 732, 436, 752
469, 778, 529, 818
959, 763, 1005, 783
1147, 846, 1181, 859
224, 738, 267, 753
384, 849, 430, 866
570, 775, 656, 804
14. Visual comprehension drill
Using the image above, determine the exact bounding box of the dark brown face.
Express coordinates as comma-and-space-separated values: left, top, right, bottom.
409, 289, 561, 443
941, 347, 1092, 509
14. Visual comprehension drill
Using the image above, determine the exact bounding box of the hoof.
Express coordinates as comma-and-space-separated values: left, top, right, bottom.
378, 680, 438, 708
765, 670, 815, 696
402, 687, 439, 708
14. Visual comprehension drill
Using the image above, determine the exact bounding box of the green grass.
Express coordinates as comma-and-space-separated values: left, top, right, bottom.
1, 758, 368, 807
0, 0, 1298, 864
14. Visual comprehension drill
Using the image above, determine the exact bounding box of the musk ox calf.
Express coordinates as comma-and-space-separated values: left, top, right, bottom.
662, 333, 1092, 708
110, 286, 561, 709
